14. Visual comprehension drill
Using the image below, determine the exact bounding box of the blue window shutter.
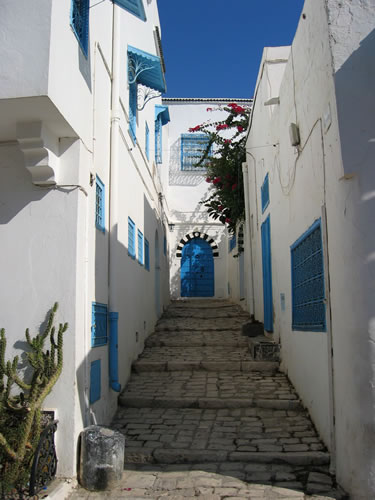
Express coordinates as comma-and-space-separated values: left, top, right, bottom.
112, 0, 146, 21
163, 235, 167, 256
128, 217, 136, 258
155, 115, 162, 164
129, 82, 137, 142
138, 230, 144, 265
180, 134, 211, 171
145, 238, 150, 270
261, 173, 270, 213
145, 122, 150, 160
291, 219, 326, 332
90, 360, 101, 404
229, 234, 237, 253
70, 0, 90, 57
95, 175, 105, 232
91, 303, 108, 347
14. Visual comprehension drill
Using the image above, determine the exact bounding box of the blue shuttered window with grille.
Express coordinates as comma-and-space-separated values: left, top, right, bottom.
261, 173, 270, 213
291, 219, 326, 332
180, 134, 211, 171
128, 217, 136, 258
155, 114, 162, 164
90, 360, 101, 404
95, 176, 105, 232
138, 230, 144, 265
70, 0, 89, 56
129, 82, 137, 142
145, 122, 150, 160
91, 303, 108, 347
229, 235, 237, 253
145, 238, 150, 270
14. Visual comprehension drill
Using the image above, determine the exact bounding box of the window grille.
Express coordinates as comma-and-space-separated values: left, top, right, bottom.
155, 114, 162, 164
145, 238, 150, 270
95, 176, 105, 232
70, 0, 89, 56
261, 173, 270, 213
129, 82, 137, 142
291, 219, 326, 331
91, 303, 108, 347
90, 360, 101, 403
180, 134, 211, 171
138, 230, 144, 265
229, 234, 237, 253
145, 122, 149, 160
128, 217, 136, 258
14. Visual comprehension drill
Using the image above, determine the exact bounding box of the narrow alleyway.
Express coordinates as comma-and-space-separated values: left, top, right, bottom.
69, 300, 347, 499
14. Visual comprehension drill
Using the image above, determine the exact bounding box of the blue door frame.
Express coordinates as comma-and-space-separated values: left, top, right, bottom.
181, 238, 214, 297
261, 215, 273, 332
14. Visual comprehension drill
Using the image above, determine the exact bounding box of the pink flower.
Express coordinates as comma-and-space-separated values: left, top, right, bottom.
228, 103, 245, 114
206, 107, 213, 111
206, 177, 211, 183
216, 124, 229, 131
218, 205, 224, 211
189, 125, 201, 132
225, 217, 232, 223
224, 139, 231, 144
237, 125, 244, 133
232, 183, 238, 191
212, 177, 222, 185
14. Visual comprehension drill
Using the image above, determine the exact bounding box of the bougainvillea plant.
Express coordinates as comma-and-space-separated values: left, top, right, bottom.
188, 102, 250, 235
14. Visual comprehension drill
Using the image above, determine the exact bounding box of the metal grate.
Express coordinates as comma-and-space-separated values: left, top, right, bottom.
71, 0, 89, 56
291, 219, 326, 331
95, 176, 105, 232
155, 114, 162, 163
261, 173, 270, 213
138, 229, 144, 265
129, 82, 137, 141
128, 217, 136, 258
91, 303, 108, 347
180, 134, 210, 171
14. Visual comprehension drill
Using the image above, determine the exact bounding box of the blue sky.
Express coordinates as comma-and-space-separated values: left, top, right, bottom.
158, 0, 305, 98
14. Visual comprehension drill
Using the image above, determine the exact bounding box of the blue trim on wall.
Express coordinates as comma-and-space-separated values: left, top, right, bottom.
145, 238, 150, 270
113, 0, 146, 21
91, 302, 108, 347
155, 114, 162, 164
109, 312, 121, 392
290, 218, 326, 332
129, 82, 137, 142
90, 360, 101, 404
70, 0, 90, 57
261, 173, 270, 213
128, 217, 136, 258
261, 215, 273, 332
229, 235, 237, 253
138, 229, 144, 265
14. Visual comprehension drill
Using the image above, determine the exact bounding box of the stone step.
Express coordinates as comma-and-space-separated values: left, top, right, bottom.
155, 317, 247, 332
133, 359, 279, 373
169, 300, 240, 309
119, 371, 301, 410
146, 330, 248, 348
162, 308, 249, 319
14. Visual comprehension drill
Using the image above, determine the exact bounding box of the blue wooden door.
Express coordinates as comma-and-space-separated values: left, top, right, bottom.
181, 239, 214, 297
261, 215, 273, 332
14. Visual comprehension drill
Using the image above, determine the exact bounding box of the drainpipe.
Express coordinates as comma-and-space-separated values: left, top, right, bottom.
108, 2, 121, 393
242, 162, 255, 316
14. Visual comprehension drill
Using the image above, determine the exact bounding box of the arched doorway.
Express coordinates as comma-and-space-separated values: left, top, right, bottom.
181, 238, 214, 297
155, 230, 161, 316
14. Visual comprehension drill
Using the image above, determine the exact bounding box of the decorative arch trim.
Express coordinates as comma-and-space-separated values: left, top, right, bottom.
176, 232, 219, 258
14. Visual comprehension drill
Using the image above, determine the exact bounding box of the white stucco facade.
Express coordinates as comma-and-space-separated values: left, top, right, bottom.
0, 0, 170, 477
245, 1, 375, 498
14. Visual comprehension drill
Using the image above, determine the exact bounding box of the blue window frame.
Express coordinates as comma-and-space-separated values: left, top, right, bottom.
138, 230, 144, 265
229, 234, 237, 253
145, 122, 150, 160
128, 217, 136, 259
95, 175, 105, 232
112, 0, 146, 21
70, 0, 89, 57
91, 303, 108, 347
261, 173, 270, 213
129, 82, 137, 142
145, 238, 150, 270
291, 219, 326, 332
181, 134, 211, 171
163, 235, 167, 256
90, 360, 101, 404
155, 114, 162, 164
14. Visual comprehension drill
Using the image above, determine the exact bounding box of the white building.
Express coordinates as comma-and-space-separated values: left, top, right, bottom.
244, 0, 375, 498
0, 0, 170, 476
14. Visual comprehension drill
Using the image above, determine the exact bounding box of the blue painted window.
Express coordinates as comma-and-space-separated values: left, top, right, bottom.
155, 114, 162, 164
145, 238, 150, 271
229, 234, 237, 253
145, 122, 150, 160
181, 134, 211, 171
95, 175, 105, 232
113, 0, 146, 21
138, 230, 144, 265
91, 303, 108, 347
129, 82, 137, 142
261, 173, 270, 213
90, 360, 101, 404
291, 219, 326, 332
128, 217, 136, 259
163, 236, 167, 256
70, 0, 89, 57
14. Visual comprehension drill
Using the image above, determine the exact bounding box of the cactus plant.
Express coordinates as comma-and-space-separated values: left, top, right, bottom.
0, 303, 68, 497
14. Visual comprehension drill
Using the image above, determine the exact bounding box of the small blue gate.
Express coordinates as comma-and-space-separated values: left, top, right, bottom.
181, 238, 214, 297
261, 215, 273, 332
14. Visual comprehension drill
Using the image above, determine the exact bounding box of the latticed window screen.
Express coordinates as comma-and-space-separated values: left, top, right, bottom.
95, 176, 105, 232
261, 173, 270, 213
71, 0, 89, 56
91, 303, 108, 347
129, 82, 137, 141
128, 217, 136, 258
291, 219, 326, 331
180, 134, 211, 171
155, 115, 162, 164
138, 230, 144, 265
145, 238, 150, 270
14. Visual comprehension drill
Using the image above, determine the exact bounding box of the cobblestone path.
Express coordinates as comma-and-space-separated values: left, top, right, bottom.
69, 300, 347, 499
